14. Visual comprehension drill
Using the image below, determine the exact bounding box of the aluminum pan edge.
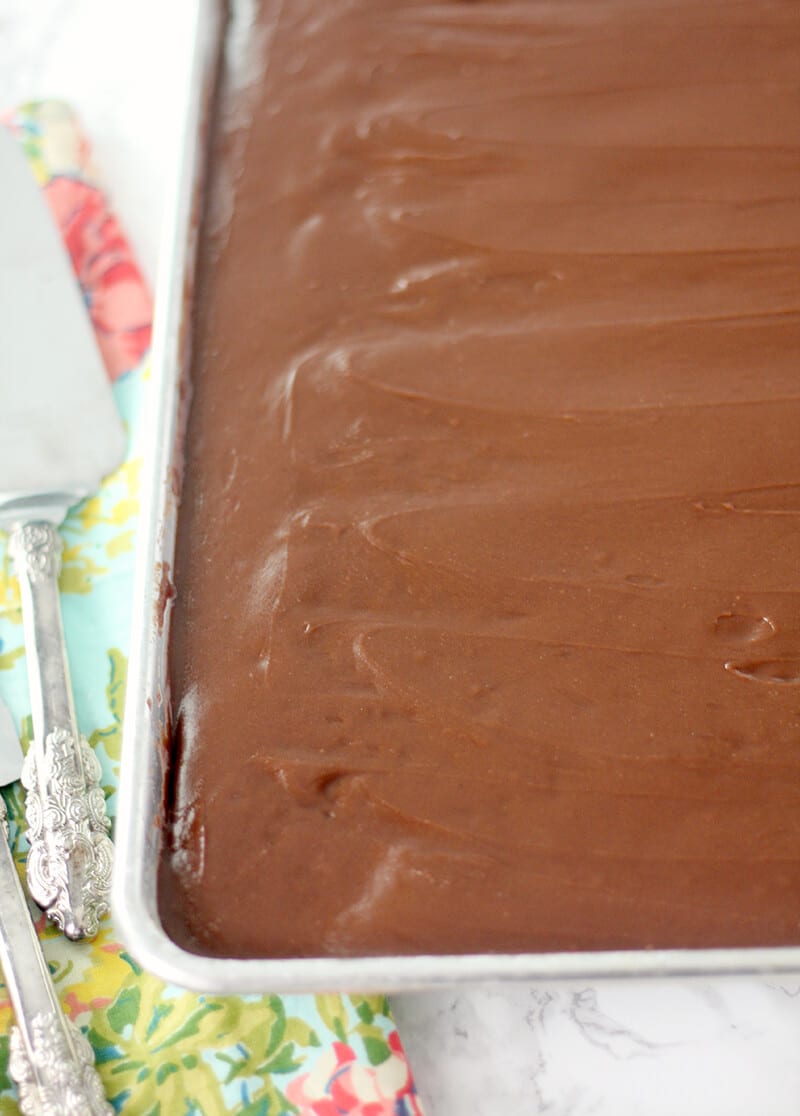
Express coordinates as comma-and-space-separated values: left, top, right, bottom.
112, 0, 800, 994
112, 0, 221, 980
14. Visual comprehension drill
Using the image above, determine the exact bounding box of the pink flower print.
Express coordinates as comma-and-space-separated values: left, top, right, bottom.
63, 990, 91, 1020
287, 1036, 424, 1115
44, 176, 152, 380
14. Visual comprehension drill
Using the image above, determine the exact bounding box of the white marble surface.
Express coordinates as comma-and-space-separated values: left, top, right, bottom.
393, 977, 800, 1114
4, 2, 800, 1112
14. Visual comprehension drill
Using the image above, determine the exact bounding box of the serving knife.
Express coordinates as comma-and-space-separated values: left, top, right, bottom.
0, 127, 123, 940
0, 698, 111, 1115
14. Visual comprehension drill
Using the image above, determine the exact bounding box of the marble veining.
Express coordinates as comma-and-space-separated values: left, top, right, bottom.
393, 978, 800, 1114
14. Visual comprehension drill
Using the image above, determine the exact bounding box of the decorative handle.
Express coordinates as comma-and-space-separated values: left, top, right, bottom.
8, 522, 113, 941
0, 800, 111, 1115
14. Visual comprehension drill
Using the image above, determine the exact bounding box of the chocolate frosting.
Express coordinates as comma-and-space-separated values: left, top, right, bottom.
161, 0, 800, 958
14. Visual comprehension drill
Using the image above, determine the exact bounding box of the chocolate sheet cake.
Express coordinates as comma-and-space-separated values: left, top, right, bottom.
161, 0, 800, 958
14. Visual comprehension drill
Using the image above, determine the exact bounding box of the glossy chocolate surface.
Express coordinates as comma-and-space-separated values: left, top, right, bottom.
161, 0, 800, 958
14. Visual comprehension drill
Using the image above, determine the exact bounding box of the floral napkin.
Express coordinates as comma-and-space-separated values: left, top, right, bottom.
0, 100, 423, 1116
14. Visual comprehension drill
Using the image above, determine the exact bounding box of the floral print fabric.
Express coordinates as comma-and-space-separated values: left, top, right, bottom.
0, 101, 423, 1116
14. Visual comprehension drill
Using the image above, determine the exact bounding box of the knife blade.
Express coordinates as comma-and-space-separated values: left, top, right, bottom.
0, 127, 121, 940
0, 700, 23, 787
0, 698, 111, 1114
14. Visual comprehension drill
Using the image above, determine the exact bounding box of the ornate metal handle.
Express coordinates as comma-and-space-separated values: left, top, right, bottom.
0, 800, 111, 1114
8, 522, 113, 940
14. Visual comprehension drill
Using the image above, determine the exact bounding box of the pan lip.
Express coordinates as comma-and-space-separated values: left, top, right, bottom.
109, 856, 800, 992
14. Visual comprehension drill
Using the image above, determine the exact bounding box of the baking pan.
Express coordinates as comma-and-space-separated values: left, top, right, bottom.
112, 0, 800, 994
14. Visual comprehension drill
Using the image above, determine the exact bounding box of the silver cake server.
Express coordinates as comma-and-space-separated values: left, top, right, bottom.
0, 698, 111, 1114
0, 128, 123, 940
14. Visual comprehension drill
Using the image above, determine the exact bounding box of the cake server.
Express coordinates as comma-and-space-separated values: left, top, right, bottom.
0, 128, 122, 940
0, 698, 111, 1115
